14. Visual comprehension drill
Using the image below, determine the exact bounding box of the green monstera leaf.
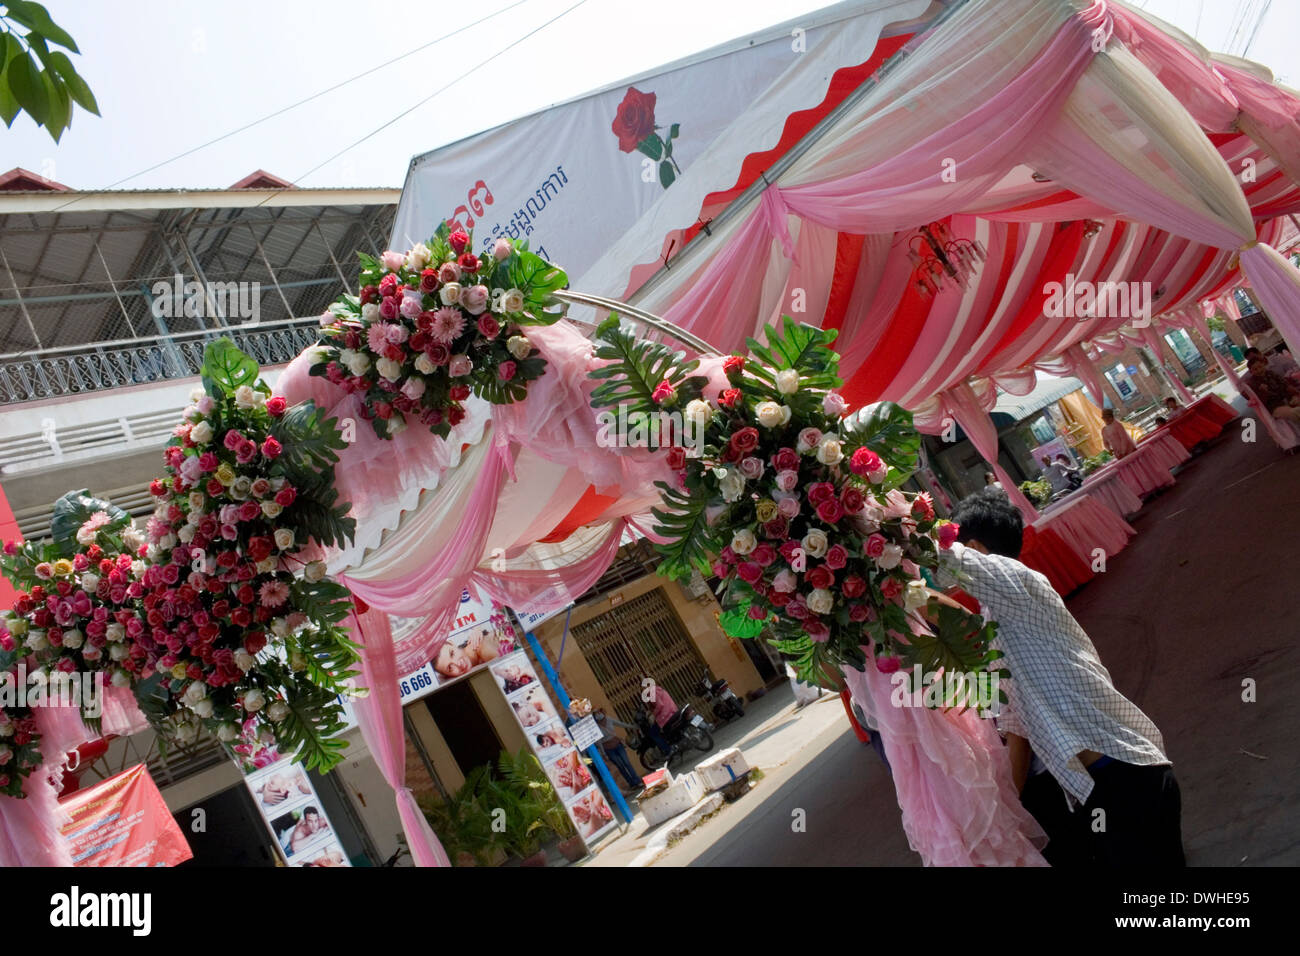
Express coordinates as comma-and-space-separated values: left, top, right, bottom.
200, 338, 260, 398
49, 490, 131, 556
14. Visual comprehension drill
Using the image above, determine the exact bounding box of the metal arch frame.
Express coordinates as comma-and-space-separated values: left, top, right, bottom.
552, 289, 722, 357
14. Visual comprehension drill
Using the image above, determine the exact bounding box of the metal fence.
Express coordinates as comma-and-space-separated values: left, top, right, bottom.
0, 319, 321, 405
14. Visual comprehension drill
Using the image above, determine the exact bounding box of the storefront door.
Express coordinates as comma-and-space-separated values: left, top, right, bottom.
570, 587, 717, 723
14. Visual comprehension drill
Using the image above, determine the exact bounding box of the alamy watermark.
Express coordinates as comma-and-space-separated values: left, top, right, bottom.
889, 665, 1000, 717
1043, 275, 1152, 327
594, 406, 706, 456
151, 274, 260, 324
0, 663, 104, 718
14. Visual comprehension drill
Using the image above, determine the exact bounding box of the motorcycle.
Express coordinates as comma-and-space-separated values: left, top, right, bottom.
629, 702, 714, 770
698, 671, 745, 722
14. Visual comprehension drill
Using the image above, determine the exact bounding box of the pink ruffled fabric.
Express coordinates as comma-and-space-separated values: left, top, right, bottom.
842, 639, 1047, 867
1035, 493, 1136, 563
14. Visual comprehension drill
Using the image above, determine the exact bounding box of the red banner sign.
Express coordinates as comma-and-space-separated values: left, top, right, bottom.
59, 764, 193, 867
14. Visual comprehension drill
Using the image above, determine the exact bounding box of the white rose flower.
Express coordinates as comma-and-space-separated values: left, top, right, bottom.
190, 698, 214, 718
341, 349, 371, 376
289, 651, 308, 672
105, 623, 125, 643
304, 560, 327, 583
109, 643, 130, 661
268, 701, 290, 722
178, 524, 196, 543
233, 650, 256, 674
816, 438, 843, 466
307, 347, 329, 367
111, 669, 132, 688
876, 544, 904, 570
182, 680, 207, 706
189, 387, 206, 402
387, 414, 408, 437
274, 528, 295, 551
376, 356, 402, 381
507, 335, 532, 360
904, 579, 930, 611
234, 385, 258, 409
188, 491, 206, 511
731, 529, 758, 555
256, 557, 277, 574
261, 501, 283, 519
406, 242, 431, 272
183, 404, 199, 422
414, 352, 436, 375
241, 688, 265, 711
270, 618, 289, 638
775, 369, 800, 395
502, 288, 526, 313
439, 282, 462, 305
26, 630, 47, 651
807, 589, 835, 615
216, 723, 240, 742
79, 572, 100, 592
173, 721, 199, 745
229, 476, 252, 500
361, 302, 380, 322
61, 628, 84, 650
685, 399, 713, 428
801, 529, 829, 559
7, 618, 25, 637
130, 559, 147, 578
190, 421, 213, 444
779, 405, 793, 425
719, 471, 745, 503
123, 528, 145, 551
755, 401, 785, 429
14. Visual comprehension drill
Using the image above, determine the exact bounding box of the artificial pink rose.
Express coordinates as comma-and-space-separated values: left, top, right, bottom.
399, 294, 423, 319
876, 655, 901, 674
461, 285, 490, 315
438, 261, 462, 284
493, 238, 512, 261
477, 314, 500, 338
738, 457, 764, 481
772, 569, 797, 593
261, 436, 282, 459
401, 378, 426, 401
380, 250, 406, 272
864, 533, 887, 558
881, 577, 903, 601
824, 544, 849, 570
777, 496, 800, 519
840, 487, 866, 514
772, 447, 800, 472
822, 392, 848, 417
498, 361, 517, 381
938, 522, 960, 550
651, 379, 676, 405
750, 543, 778, 568
797, 427, 823, 452
736, 562, 763, 584
849, 447, 884, 477
448, 354, 473, 377
775, 469, 798, 492
379, 296, 399, 320
883, 489, 911, 520
805, 620, 830, 643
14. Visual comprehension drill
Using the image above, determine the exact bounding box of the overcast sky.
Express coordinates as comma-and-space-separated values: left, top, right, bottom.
4, 0, 1294, 192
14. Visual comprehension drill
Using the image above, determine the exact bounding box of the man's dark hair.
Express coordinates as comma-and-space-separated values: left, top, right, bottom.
1244, 347, 1262, 360
951, 488, 1024, 558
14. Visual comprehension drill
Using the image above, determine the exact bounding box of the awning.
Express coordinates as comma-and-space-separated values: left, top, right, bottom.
992, 375, 1084, 422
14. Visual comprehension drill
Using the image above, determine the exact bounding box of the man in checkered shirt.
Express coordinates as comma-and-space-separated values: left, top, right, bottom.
938, 488, 1185, 866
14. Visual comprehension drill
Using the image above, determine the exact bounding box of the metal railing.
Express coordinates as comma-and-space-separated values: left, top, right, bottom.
0, 318, 323, 405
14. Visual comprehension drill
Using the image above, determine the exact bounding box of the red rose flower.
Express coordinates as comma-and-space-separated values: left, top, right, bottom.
881, 578, 903, 601
237, 585, 255, 605
850, 447, 884, 476
261, 436, 283, 459
768, 590, 792, 608
729, 427, 759, 454
449, 384, 471, 402
458, 253, 480, 273
911, 493, 935, 522
419, 269, 438, 293
824, 544, 849, 570
274, 488, 297, 508
448, 230, 470, 254
265, 396, 287, 417
378, 274, 399, 297
498, 361, 517, 381
762, 517, 789, 539
477, 315, 500, 338
806, 481, 835, 505
816, 499, 843, 524
842, 575, 867, 599
427, 343, 451, 365
736, 562, 762, 584
938, 522, 961, 550
806, 565, 834, 590
666, 446, 687, 470
717, 388, 742, 408
841, 487, 865, 514
244, 632, 267, 655
360, 284, 379, 304
772, 447, 800, 472
231, 607, 252, 628
448, 405, 466, 426
651, 379, 676, 405
723, 356, 745, 379
750, 543, 778, 567
611, 87, 657, 153
848, 603, 871, 622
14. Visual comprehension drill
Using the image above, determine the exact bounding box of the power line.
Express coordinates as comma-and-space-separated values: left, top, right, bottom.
45, 0, 531, 211
260, 0, 591, 205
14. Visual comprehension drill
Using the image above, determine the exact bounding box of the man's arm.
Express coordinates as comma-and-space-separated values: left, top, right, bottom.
1007, 732, 1031, 794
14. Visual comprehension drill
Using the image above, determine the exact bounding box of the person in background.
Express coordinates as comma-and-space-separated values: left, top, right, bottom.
593, 708, 642, 793
1039, 456, 1072, 496
983, 471, 1004, 491
1244, 355, 1300, 424
1100, 408, 1138, 459
1054, 454, 1083, 490
1162, 397, 1184, 419
942, 489, 1185, 866
1244, 346, 1299, 381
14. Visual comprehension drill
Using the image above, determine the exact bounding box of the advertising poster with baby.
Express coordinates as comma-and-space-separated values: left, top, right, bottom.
492, 651, 618, 845
240, 724, 351, 866
396, 590, 522, 706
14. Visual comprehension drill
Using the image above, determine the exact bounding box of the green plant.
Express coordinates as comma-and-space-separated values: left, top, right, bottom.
1080, 449, 1114, 475
1, 2, 99, 141
499, 746, 577, 843
1018, 478, 1052, 506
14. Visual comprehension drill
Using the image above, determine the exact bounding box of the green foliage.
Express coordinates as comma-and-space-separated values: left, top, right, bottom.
260, 660, 351, 773
890, 603, 1007, 707
48, 489, 129, 556
269, 402, 346, 487
745, 316, 842, 389
650, 478, 720, 581
1019, 478, 1052, 506
843, 401, 922, 480
200, 337, 260, 399
289, 579, 355, 628
1080, 449, 1113, 475
718, 604, 766, 638
506, 246, 568, 325
589, 313, 706, 414
0, 2, 99, 141
287, 484, 355, 550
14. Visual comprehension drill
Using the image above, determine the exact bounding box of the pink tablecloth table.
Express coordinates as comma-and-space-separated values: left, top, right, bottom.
1137, 431, 1192, 473
1034, 492, 1137, 566
1077, 466, 1145, 518
1101, 442, 1177, 499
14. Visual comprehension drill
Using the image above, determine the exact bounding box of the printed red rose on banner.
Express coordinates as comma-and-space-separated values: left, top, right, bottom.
611, 87, 682, 189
